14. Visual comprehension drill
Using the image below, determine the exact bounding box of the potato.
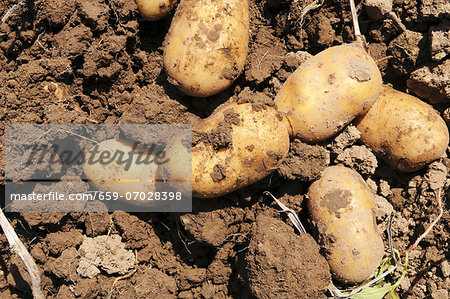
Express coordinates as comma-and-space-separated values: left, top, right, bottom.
163, 0, 249, 97
275, 44, 382, 143
83, 139, 158, 204
308, 165, 384, 284
136, 0, 177, 21
162, 134, 192, 195
355, 85, 449, 172
84, 101, 288, 200
191, 101, 289, 198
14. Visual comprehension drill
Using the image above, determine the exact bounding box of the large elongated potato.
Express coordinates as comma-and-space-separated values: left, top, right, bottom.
191, 101, 290, 198
275, 44, 382, 143
136, 0, 177, 21
355, 85, 449, 172
84, 102, 289, 200
308, 165, 384, 284
83, 139, 158, 203
163, 0, 249, 97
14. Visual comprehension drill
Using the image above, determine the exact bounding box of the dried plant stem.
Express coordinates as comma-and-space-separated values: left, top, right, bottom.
349, 0, 363, 46
263, 191, 307, 234
107, 268, 137, 299
375, 55, 393, 65
0, 210, 44, 299
407, 189, 443, 253
388, 11, 406, 32
1, 0, 25, 22
388, 212, 397, 263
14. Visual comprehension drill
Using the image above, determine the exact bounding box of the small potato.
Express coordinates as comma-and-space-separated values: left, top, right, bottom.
355, 85, 449, 172
308, 165, 384, 284
191, 101, 289, 198
163, 0, 249, 97
136, 0, 177, 21
83, 139, 158, 204
275, 44, 382, 143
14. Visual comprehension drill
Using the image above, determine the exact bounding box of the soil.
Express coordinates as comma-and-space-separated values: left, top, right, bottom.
245, 213, 331, 299
0, 0, 449, 299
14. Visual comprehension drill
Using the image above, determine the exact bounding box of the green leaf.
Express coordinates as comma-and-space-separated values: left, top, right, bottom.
390, 290, 400, 299
346, 252, 409, 299
350, 283, 393, 299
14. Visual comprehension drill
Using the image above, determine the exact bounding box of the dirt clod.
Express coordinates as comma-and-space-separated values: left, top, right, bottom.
245, 214, 331, 299
336, 145, 378, 175
278, 139, 330, 181
179, 199, 249, 247
245, 28, 286, 84
77, 235, 135, 278
407, 59, 450, 103
420, 0, 450, 19
210, 164, 227, 182
388, 30, 428, 75
429, 20, 450, 61
365, 0, 393, 20
326, 125, 361, 154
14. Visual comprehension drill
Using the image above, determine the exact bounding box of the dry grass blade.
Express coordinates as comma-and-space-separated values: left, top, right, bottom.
349, 0, 363, 46
388, 11, 406, 32
263, 191, 307, 234
0, 210, 44, 299
1, 0, 25, 22
407, 188, 444, 253
295, 0, 324, 28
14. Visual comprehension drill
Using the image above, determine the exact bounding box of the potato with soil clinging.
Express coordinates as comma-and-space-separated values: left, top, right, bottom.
355, 85, 449, 172
308, 165, 384, 284
83, 101, 289, 200
163, 0, 249, 97
190, 101, 290, 198
83, 139, 158, 204
136, 0, 177, 21
275, 44, 382, 143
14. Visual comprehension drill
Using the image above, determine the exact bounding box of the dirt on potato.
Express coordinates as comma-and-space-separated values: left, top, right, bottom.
0, 0, 449, 298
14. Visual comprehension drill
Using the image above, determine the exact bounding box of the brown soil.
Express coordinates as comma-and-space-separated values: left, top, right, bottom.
0, 0, 449, 298
245, 213, 331, 299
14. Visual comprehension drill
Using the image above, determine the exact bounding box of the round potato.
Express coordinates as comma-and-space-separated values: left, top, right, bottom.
136, 0, 177, 21
191, 101, 290, 198
163, 0, 249, 97
83, 139, 158, 205
308, 165, 384, 284
275, 44, 382, 143
355, 85, 449, 172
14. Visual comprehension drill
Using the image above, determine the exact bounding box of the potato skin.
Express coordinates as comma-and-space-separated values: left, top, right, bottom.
83, 139, 158, 205
308, 165, 384, 284
162, 135, 192, 195
355, 85, 449, 172
136, 0, 177, 21
192, 102, 290, 198
163, 0, 249, 97
275, 44, 382, 143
